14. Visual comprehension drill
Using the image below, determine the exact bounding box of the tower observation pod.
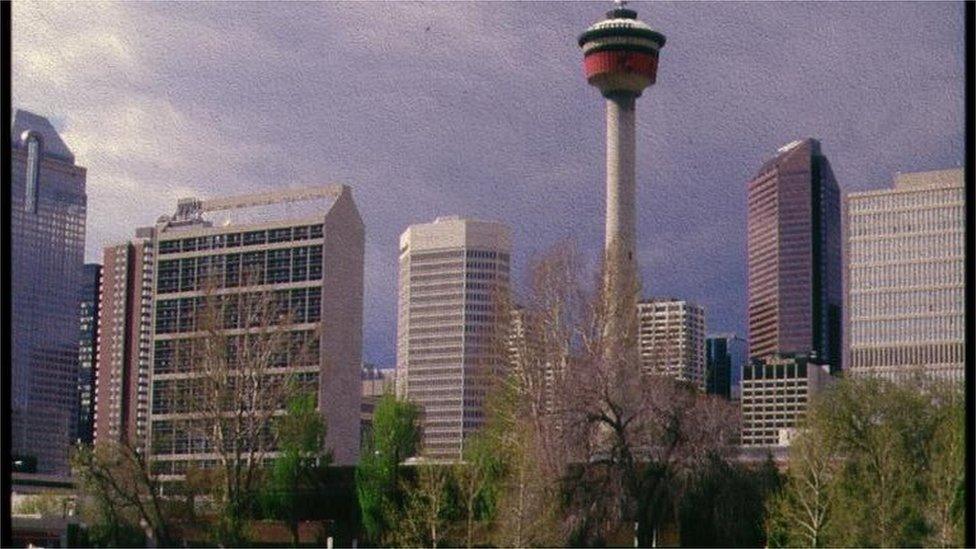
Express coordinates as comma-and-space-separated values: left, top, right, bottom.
579, 3, 665, 356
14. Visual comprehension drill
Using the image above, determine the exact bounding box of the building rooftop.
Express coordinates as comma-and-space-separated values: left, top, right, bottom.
10, 109, 75, 163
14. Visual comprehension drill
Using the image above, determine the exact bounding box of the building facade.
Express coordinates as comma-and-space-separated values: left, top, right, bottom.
94, 228, 156, 447
396, 216, 511, 460
705, 333, 747, 400
637, 298, 706, 389
77, 264, 102, 445
10, 110, 88, 474
740, 353, 832, 446
148, 185, 364, 477
845, 169, 965, 382
747, 138, 842, 373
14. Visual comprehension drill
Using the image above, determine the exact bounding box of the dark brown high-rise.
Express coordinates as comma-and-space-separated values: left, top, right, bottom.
747, 139, 842, 372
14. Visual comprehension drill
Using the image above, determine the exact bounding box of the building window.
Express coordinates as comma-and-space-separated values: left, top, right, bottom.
23, 132, 42, 213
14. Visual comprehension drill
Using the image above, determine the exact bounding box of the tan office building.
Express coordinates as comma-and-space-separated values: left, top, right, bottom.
396, 216, 511, 460
845, 169, 965, 382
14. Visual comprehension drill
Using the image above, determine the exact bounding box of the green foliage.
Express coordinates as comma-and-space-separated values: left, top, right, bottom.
261, 391, 332, 546
679, 455, 781, 547
766, 377, 965, 548
355, 393, 421, 544
396, 463, 458, 548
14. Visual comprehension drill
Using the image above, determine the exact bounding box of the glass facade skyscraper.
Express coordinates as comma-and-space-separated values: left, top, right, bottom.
705, 333, 747, 400
747, 138, 842, 372
10, 110, 88, 473
77, 263, 102, 445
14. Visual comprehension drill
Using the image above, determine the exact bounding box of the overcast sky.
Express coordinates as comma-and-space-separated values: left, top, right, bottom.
13, 1, 965, 366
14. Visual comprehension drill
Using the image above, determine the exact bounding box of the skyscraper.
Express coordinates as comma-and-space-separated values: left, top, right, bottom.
94, 227, 156, 448
396, 216, 511, 460
578, 5, 666, 353
77, 264, 102, 445
845, 169, 965, 382
705, 333, 747, 400
148, 185, 364, 476
637, 298, 706, 389
747, 138, 842, 372
10, 110, 88, 474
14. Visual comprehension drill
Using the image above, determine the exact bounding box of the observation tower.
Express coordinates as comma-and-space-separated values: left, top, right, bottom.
579, 2, 666, 348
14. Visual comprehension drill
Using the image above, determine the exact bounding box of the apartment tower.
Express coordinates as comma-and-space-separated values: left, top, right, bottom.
637, 298, 706, 389
747, 138, 842, 372
94, 227, 156, 447
10, 110, 88, 474
396, 216, 511, 460
845, 169, 965, 382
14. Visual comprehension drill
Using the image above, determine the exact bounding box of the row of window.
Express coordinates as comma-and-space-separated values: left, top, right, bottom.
850, 287, 962, 318
849, 259, 963, 289
849, 205, 963, 237
743, 362, 810, 380
849, 232, 963, 264
848, 188, 962, 214
154, 289, 322, 334
153, 330, 320, 374
850, 342, 964, 369
851, 315, 964, 344
157, 246, 324, 293
158, 224, 324, 255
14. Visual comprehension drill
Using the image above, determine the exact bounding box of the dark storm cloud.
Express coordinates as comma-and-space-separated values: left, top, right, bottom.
13, 1, 964, 364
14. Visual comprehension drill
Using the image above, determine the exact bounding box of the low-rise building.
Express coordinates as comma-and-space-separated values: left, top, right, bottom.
740, 353, 833, 446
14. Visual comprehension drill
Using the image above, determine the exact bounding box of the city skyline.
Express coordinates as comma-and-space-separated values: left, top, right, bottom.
12, 1, 965, 365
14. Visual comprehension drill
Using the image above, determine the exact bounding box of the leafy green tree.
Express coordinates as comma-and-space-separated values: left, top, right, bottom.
767, 377, 964, 548
397, 462, 457, 548
355, 393, 421, 544
765, 423, 838, 548
261, 391, 332, 546
72, 442, 174, 547
453, 433, 505, 547
679, 455, 780, 547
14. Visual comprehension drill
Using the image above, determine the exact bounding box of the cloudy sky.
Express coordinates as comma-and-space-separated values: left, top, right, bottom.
13, 1, 965, 366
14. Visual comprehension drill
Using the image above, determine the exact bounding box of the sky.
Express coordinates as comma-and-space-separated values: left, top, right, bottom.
13, 1, 965, 367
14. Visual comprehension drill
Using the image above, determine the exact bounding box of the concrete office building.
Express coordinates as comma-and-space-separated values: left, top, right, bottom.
94, 228, 156, 447
396, 216, 511, 460
637, 298, 706, 389
747, 138, 842, 372
740, 353, 833, 446
148, 185, 364, 476
705, 333, 747, 400
77, 264, 102, 445
10, 110, 88, 474
845, 169, 965, 382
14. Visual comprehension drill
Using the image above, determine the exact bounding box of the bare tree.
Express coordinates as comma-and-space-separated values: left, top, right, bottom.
397, 462, 454, 548
73, 441, 175, 546
766, 420, 838, 547
156, 270, 320, 544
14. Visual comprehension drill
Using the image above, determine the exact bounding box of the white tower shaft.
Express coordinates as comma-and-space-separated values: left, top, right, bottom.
604, 93, 639, 346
